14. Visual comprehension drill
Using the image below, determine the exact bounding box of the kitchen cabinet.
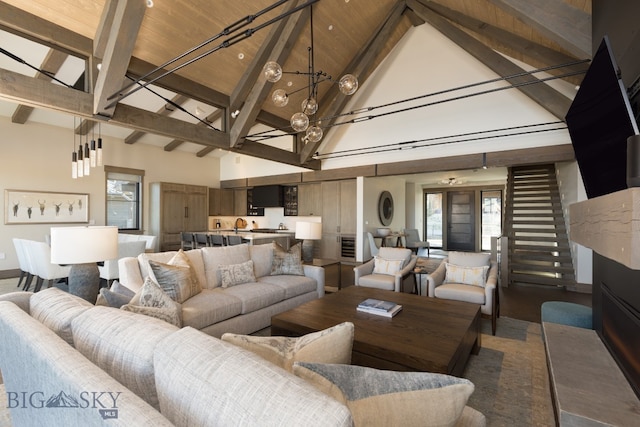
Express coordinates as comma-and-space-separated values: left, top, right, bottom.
234, 188, 247, 216
319, 180, 356, 260
150, 182, 208, 251
208, 188, 234, 216
297, 183, 321, 216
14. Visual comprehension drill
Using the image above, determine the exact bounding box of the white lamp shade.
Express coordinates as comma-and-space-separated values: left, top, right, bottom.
50, 226, 118, 264
295, 221, 322, 240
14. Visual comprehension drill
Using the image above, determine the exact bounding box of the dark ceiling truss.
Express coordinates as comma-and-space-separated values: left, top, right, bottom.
0, 0, 590, 170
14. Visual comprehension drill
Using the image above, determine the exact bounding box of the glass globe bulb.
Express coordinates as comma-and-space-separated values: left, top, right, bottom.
339, 74, 358, 95
291, 112, 309, 132
301, 97, 318, 115
263, 61, 282, 83
306, 125, 323, 143
272, 89, 289, 107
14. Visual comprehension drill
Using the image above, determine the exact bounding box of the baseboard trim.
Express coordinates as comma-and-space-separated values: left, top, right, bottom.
0, 269, 20, 280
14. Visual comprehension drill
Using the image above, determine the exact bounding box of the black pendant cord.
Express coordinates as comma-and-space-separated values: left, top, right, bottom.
124, 75, 221, 132
0, 46, 74, 88
106, 0, 319, 109
312, 121, 566, 159
246, 62, 588, 140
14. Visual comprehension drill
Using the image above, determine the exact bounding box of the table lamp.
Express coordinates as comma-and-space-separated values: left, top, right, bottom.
295, 221, 322, 263
50, 226, 118, 303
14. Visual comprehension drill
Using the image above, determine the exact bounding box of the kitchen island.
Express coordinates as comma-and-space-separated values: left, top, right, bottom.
201, 230, 295, 248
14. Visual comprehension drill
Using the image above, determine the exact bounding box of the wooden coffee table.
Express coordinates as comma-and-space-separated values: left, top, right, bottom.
271, 286, 481, 376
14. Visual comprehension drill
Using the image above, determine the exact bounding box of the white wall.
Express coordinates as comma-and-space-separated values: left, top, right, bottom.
557, 161, 592, 285
0, 117, 220, 271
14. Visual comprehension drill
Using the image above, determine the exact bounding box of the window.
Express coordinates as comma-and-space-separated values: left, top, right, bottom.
105, 166, 144, 231
425, 192, 443, 248
481, 190, 502, 251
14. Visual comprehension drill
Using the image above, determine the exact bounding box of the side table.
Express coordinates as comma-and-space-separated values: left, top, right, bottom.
410, 268, 429, 296
305, 258, 341, 292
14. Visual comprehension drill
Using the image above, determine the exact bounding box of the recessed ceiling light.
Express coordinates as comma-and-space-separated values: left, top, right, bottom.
146, 0, 154, 8
238, 53, 244, 60
287, 81, 293, 87
328, 24, 334, 31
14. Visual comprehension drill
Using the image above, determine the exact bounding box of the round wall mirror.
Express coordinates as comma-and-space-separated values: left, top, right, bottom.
378, 191, 394, 226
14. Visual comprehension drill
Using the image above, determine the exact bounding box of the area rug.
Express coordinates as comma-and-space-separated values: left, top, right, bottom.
463, 317, 555, 426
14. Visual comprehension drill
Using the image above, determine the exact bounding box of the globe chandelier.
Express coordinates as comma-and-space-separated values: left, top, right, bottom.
262, 4, 358, 143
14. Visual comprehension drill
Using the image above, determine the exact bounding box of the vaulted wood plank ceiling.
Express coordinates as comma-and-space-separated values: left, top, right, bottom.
0, 0, 591, 169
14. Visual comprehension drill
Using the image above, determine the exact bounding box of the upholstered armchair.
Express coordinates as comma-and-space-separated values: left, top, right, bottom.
427, 251, 499, 335
354, 247, 417, 293
98, 240, 146, 287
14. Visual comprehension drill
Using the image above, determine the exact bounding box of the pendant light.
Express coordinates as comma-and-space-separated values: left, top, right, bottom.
97, 123, 103, 167
71, 117, 78, 179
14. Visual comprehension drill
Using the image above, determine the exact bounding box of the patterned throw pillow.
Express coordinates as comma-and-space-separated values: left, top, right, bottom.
271, 242, 304, 276
372, 256, 404, 275
166, 249, 202, 296
149, 260, 195, 303
444, 263, 489, 288
222, 322, 354, 372
121, 276, 182, 327
218, 259, 256, 288
293, 363, 475, 427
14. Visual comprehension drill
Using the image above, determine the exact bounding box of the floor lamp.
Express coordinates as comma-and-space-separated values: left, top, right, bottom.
50, 226, 118, 303
295, 221, 322, 263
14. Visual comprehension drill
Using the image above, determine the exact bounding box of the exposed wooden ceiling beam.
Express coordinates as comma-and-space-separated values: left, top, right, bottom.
127, 58, 229, 109
93, 0, 147, 118
0, 2, 91, 57
11, 49, 68, 124
125, 94, 189, 144
164, 109, 223, 152
487, 0, 591, 59
300, 0, 408, 163
424, 1, 587, 85
229, 1, 310, 149
408, 0, 572, 121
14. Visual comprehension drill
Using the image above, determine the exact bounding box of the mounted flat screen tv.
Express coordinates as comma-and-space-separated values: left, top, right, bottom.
565, 36, 639, 199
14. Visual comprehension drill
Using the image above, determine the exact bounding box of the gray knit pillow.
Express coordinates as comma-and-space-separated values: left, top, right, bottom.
271, 242, 304, 276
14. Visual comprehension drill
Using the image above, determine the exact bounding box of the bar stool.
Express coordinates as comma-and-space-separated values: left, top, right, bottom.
180, 232, 195, 250
226, 235, 243, 246
193, 233, 210, 248
210, 234, 225, 247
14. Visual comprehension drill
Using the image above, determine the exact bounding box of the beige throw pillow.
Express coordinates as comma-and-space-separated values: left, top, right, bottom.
121, 276, 182, 327
222, 322, 354, 372
271, 242, 304, 276
373, 256, 404, 275
218, 259, 256, 288
444, 263, 489, 288
293, 363, 475, 427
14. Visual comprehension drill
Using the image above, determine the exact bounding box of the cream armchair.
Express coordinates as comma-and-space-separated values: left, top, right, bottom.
427, 251, 499, 335
354, 247, 417, 293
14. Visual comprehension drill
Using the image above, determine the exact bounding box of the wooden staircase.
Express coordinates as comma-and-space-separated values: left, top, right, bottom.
503, 164, 576, 288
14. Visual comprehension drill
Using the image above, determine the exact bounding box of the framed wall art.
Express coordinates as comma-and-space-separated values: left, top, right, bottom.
5, 190, 89, 224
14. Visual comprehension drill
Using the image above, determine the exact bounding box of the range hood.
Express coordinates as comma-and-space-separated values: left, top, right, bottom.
251, 185, 283, 208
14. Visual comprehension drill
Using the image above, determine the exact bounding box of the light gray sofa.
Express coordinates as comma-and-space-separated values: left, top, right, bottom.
0, 289, 352, 426
117, 243, 325, 337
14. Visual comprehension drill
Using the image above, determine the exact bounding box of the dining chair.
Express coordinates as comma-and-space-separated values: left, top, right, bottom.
402, 228, 430, 256
366, 232, 380, 258
209, 234, 225, 247
226, 235, 243, 246
180, 232, 195, 250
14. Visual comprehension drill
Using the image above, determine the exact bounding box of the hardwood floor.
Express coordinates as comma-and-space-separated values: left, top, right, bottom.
499, 282, 591, 324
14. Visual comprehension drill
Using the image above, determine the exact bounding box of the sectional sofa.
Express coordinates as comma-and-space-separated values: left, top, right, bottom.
0, 288, 486, 426
117, 243, 325, 337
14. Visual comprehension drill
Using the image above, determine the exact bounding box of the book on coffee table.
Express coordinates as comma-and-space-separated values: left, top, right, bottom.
357, 298, 403, 317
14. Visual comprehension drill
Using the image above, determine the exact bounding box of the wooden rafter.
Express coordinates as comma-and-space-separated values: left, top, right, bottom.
125, 94, 189, 144
487, 0, 591, 59
408, 0, 572, 121
164, 109, 223, 152
229, 0, 310, 149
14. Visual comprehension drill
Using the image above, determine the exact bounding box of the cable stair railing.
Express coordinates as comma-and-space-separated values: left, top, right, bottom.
502, 164, 576, 288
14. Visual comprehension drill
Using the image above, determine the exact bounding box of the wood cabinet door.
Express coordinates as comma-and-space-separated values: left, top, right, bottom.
321, 181, 340, 234
339, 180, 356, 234
298, 183, 321, 216
208, 188, 221, 215
234, 188, 247, 216
220, 189, 234, 216
319, 234, 339, 259
184, 186, 208, 232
